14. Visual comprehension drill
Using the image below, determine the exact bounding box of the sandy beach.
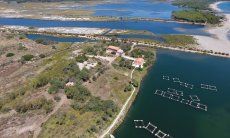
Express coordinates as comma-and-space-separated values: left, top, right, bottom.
194, 1, 230, 54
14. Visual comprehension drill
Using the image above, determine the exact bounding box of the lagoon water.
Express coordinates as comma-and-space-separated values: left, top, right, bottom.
88, 0, 181, 19
114, 49, 230, 138
0, 18, 209, 36
218, 1, 230, 13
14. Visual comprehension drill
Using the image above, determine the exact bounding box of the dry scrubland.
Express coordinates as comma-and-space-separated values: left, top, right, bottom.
0, 29, 156, 137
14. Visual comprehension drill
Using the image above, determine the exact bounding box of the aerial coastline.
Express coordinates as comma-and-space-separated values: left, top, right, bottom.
0, 0, 230, 138
194, 1, 230, 55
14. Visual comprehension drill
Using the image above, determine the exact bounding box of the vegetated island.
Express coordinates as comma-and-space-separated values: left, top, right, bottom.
172, 0, 227, 24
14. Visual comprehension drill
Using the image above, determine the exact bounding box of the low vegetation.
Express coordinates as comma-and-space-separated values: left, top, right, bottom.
172, 10, 221, 24
131, 48, 155, 67
172, 0, 224, 24
21, 54, 34, 62
161, 35, 196, 46
6, 52, 15, 57
15, 97, 53, 114
173, 0, 213, 10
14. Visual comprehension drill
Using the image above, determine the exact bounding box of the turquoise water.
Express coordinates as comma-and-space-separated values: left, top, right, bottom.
218, 2, 230, 13
0, 18, 209, 36
26, 34, 90, 43
114, 49, 230, 138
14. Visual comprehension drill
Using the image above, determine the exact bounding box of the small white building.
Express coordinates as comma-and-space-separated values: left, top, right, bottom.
132, 58, 145, 68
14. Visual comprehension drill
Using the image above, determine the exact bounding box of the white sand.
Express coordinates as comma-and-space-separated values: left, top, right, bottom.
194, 1, 230, 54
2, 25, 108, 35
37, 27, 107, 34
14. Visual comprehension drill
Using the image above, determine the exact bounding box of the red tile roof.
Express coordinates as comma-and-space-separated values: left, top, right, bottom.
107, 46, 120, 51
134, 58, 144, 65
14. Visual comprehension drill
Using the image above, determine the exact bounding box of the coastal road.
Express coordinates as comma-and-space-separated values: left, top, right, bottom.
99, 67, 136, 138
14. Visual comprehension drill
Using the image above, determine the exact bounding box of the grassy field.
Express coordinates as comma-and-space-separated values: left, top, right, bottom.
161, 35, 197, 47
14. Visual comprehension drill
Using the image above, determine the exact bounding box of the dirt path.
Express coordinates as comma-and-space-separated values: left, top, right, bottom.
99, 67, 136, 138
32, 93, 69, 138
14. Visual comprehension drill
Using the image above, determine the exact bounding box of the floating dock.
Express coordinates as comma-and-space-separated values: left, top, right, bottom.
162, 92, 172, 99
189, 101, 200, 108
173, 77, 180, 83
201, 84, 217, 91
198, 103, 208, 111
154, 90, 164, 96
180, 98, 190, 105
176, 90, 183, 96
155, 130, 169, 138
189, 95, 200, 102
163, 75, 170, 81
179, 82, 187, 87
145, 122, 157, 134
185, 83, 194, 89
134, 120, 145, 128
170, 95, 180, 102
209, 85, 217, 91
167, 88, 177, 95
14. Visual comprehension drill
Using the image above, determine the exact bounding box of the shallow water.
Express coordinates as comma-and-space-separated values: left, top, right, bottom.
0, 18, 209, 36
114, 49, 230, 138
87, 0, 182, 19
218, 1, 230, 13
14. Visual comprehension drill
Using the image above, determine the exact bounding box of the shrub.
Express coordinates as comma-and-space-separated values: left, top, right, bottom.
131, 79, 139, 87
39, 54, 46, 58
21, 54, 34, 61
75, 54, 88, 63
54, 96, 61, 102
15, 97, 53, 113
6, 53, 15, 57
19, 35, 26, 39
124, 84, 133, 92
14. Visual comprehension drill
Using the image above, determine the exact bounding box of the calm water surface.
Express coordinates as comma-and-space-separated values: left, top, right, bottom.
114, 49, 230, 138
0, 18, 209, 36
87, 0, 182, 19
218, 1, 230, 13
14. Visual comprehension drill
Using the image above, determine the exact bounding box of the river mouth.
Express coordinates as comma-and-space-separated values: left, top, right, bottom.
114, 49, 230, 138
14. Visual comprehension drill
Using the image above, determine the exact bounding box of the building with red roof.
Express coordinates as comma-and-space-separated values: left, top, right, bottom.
132, 58, 145, 68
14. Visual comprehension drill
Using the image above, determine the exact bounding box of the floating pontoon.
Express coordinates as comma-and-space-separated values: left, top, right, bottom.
170, 95, 180, 102
154, 90, 164, 96
167, 88, 177, 95
208, 85, 217, 91
134, 120, 145, 128
176, 90, 183, 96
155, 130, 168, 138
180, 99, 190, 105
162, 92, 172, 99
180, 82, 187, 87
163, 75, 170, 81
201, 84, 209, 89
173, 77, 180, 83
189, 101, 199, 108
144, 122, 157, 134
189, 95, 200, 102
198, 103, 208, 111
185, 83, 194, 89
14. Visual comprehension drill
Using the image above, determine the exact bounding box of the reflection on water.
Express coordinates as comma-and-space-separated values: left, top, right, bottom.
114, 49, 230, 138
